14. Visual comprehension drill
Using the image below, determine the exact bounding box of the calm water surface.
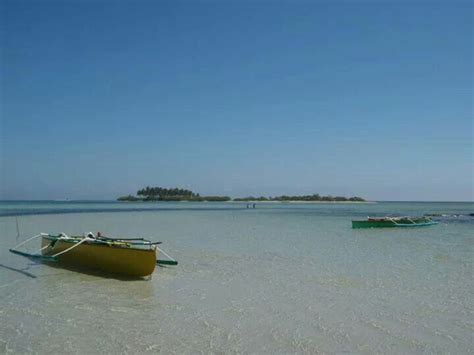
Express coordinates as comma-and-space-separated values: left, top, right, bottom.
0, 201, 472, 353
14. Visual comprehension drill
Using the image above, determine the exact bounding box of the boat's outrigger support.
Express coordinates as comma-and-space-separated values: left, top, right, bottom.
10, 232, 98, 261
9, 248, 58, 262
156, 246, 178, 266
9, 233, 58, 262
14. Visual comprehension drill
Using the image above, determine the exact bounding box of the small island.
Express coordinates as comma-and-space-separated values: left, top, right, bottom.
118, 187, 231, 202
118, 187, 365, 203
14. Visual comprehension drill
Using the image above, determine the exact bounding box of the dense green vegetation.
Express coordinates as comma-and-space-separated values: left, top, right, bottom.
233, 196, 270, 202
137, 186, 199, 201
117, 194, 141, 201
118, 186, 231, 202
198, 196, 232, 202
118, 187, 365, 202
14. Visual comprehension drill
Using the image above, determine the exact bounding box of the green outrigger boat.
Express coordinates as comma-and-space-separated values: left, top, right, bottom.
352, 216, 438, 229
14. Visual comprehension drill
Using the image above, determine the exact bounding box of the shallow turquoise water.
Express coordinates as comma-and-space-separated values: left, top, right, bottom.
0, 201, 472, 353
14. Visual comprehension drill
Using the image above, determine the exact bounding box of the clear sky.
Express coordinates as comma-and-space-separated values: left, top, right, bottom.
1, 0, 472, 201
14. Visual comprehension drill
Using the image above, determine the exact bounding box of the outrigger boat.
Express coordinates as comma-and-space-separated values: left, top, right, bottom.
352, 216, 438, 229
9, 232, 177, 277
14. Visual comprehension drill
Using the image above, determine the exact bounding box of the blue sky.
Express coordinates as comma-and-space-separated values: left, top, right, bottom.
1, 0, 472, 201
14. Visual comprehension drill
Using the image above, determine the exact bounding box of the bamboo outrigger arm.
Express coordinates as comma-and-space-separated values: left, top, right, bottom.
9, 233, 95, 261
9, 233, 58, 261
156, 246, 178, 266
9, 248, 58, 262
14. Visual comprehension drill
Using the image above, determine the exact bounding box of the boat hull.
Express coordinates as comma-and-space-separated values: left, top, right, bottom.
41, 236, 157, 277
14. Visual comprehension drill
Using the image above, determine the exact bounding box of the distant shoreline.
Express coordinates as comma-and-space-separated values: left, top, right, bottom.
114, 199, 374, 204
229, 200, 376, 204
115, 199, 375, 204
117, 187, 367, 203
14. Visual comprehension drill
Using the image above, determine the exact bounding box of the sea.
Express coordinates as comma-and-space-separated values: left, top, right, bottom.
0, 201, 472, 354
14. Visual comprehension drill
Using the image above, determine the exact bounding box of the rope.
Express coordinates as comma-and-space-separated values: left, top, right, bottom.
387, 217, 400, 225
50, 236, 94, 257
156, 246, 177, 262
32, 242, 55, 255
10, 233, 49, 251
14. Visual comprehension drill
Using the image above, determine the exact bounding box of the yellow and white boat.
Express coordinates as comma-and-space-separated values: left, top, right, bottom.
10, 232, 177, 278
